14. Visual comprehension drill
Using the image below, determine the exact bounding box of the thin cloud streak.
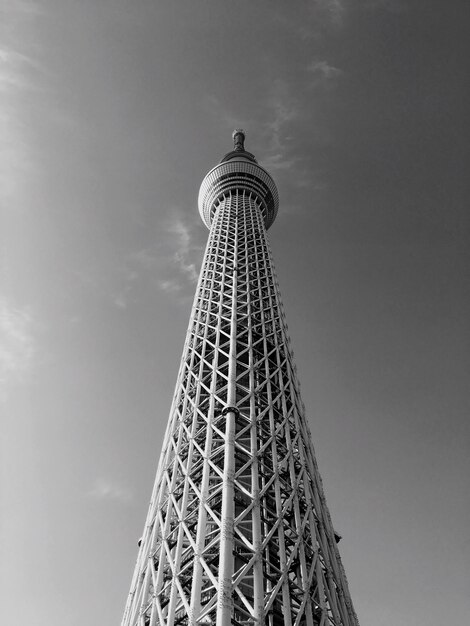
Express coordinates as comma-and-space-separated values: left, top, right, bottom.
113, 214, 202, 307
273, 0, 347, 40
168, 217, 199, 285
321, 0, 346, 26
1, 3, 47, 204
0, 298, 35, 400
158, 279, 182, 294
307, 59, 343, 81
259, 53, 344, 197
261, 78, 300, 174
265, 79, 299, 148
88, 478, 133, 504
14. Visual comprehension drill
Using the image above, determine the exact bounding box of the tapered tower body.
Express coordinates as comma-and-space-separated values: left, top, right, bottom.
122, 131, 359, 626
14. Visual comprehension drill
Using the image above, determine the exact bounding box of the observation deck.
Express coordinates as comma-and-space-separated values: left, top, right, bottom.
198, 130, 279, 230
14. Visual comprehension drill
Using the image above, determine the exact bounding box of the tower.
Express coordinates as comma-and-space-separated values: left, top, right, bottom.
122, 131, 359, 626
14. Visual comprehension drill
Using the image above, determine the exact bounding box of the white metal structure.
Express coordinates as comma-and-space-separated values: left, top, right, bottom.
122, 131, 359, 626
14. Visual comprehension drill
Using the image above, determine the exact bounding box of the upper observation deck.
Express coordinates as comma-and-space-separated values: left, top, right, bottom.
198, 130, 279, 230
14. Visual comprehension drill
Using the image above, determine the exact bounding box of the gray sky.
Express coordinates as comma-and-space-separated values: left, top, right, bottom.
2, 1, 469, 624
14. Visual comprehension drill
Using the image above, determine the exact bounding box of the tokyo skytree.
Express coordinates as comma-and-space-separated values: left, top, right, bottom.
121, 130, 360, 626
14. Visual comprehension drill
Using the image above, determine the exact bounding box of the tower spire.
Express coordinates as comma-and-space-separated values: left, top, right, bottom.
232, 128, 246, 151
121, 132, 360, 626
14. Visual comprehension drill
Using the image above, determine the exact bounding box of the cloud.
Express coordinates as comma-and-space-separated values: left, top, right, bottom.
158, 279, 182, 294
257, 67, 340, 207
113, 293, 128, 310
150, 216, 200, 295
128, 249, 158, 271
0, 4, 46, 205
88, 478, 132, 504
264, 63, 341, 154
3, 0, 43, 18
308, 60, 343, 81
262, 152, 299, 172
266, 79, 299, 136
0, 298, 35, 400
0, 55, 32, 203
322, 0, 346, 26
273, 0, 347, 40
261, 79, 300, 168
113, 213, 203, 307
168, 218, 199, 284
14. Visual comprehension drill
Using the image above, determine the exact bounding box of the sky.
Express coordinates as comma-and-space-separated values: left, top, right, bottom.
1, 1, 469, 624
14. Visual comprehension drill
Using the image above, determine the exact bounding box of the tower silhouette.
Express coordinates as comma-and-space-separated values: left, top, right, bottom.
122, 131, 359, 626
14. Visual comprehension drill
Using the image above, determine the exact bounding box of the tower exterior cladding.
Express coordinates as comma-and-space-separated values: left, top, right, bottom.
122, 131, 360, 626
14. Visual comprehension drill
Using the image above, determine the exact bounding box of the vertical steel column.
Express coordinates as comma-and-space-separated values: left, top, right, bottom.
216, 196, 238, 626
246, 195, 265, 625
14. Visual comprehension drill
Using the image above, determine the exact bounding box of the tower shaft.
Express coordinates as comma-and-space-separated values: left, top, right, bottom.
122, 135, 359, 626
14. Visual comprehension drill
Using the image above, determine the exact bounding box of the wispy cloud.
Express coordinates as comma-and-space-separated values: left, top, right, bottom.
308, 59, 343, 81
259, 61, 342, 204
0, 3, 46, 205
321, 0, 346, 26
157, 279, 182, 294
113, 213, 203, 307
0, 298, 35, 400
88, 478, 132, 504
0, 49, 33, 204
262, 79, 300, 170
262, 152, 299, 172
112, 266, 139, 309
273, 0, 347, 40
168, 217, 199, 284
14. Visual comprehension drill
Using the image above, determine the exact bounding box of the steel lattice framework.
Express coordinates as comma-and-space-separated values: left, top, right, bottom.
122, 131, 359, 626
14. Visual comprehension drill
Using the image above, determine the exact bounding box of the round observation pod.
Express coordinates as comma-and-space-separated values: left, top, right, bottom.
198, 130, 279, 230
